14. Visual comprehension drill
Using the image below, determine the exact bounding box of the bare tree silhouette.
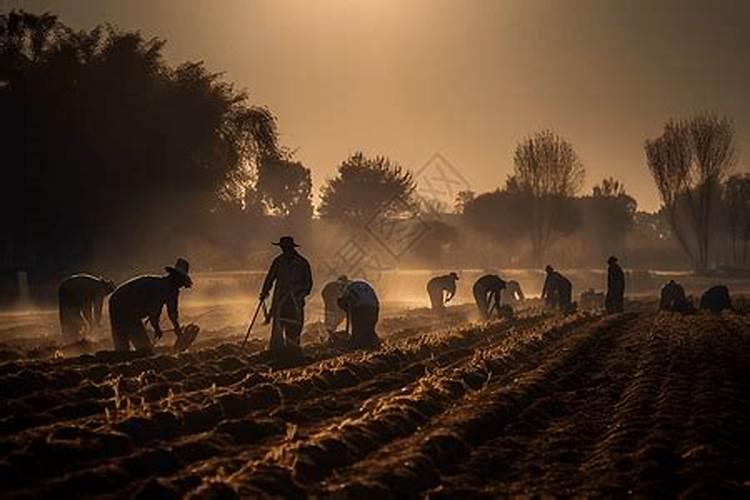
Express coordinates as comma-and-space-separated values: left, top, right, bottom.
724, 174, 750, 265
646, 114, 735, 272
512, 130, 585, 265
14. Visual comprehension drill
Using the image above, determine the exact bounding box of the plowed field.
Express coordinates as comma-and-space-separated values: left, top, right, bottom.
1, 302, 749, 498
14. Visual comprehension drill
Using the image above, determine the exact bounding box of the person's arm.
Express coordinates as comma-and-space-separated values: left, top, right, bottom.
445, 281, 456, 302
149, 309, 163, 338
260, 258, 278, 300
541, 276, 550, 298
300, 257, 313, 297
166, 288, 181, 336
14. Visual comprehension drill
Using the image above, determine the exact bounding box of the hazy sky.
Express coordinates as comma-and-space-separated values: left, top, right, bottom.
8, 0, 750, 211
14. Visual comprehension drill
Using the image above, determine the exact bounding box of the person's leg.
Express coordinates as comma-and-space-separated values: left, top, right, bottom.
350, 306, 378, 348
60, 305, 80, 341
474, 287, 488, 319
616, 292, 625, 313
110, 314, 132, 352
428, 287, 442, 311
285, 304, 304, 347
269, 315, 285, 351
130, 321, 153, 352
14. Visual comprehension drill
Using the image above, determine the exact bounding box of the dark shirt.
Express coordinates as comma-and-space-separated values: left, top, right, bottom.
59, 274, 111, 304
338, 280, 379, 310
109, 275, 179, 330
542, 273, 555, 299
475, 274, 506, 293
59, 274, 112, 324
607, 263, 625, 294
543, 271, 570, 297
261, 250, 313, 309
660, 281, 686, 310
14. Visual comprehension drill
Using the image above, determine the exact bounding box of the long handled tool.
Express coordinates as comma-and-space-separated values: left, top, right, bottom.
242, 299, 264, 348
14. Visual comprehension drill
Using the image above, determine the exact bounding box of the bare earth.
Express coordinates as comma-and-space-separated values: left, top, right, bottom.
0, 300, 749, 498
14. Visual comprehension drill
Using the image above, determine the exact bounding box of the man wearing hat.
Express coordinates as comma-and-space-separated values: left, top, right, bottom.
58, 274, 116, 341
605, 256, 625, 314
260, 236, 313, 351
426, 272, 459, 312
108, 258, 193, 352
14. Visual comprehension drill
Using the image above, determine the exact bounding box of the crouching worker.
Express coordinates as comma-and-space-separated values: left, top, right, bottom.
501, 280, 524, 306
426, 272, 459, 312
338, 279, 380, 349
473, 274, 506, 320
700, 285, 732, 314
322, 275, 349, 334
59, 274, 116, 341
542, 265, 575, 313
108, 258, 192, 352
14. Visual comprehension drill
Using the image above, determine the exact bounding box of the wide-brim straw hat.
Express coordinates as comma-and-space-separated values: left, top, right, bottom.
272, 236, 299, 248
166, 257, 192, 287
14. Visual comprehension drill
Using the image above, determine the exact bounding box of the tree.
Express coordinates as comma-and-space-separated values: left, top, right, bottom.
593, 177, 627, 197
645, 114, 735, 272
453, 190, 476, 214
511, 130, 585, 265
579, 178, 637, 259
462, 189, 527, 244
723, 174, 750, 265
255, 156, 313, 222
0, 11, 280, 275
319, 152, 416, 227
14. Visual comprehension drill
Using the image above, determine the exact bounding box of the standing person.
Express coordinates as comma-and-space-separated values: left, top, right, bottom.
605, 256, 625, 313
260, 236, 313, 352
108, 258, 192, 352
337, 279, 380, 349
473, 274, 506, 320
426, 272, 459, 312
541, 265, 560, 310
321, 275, 349, 334
58, 274, 116, 341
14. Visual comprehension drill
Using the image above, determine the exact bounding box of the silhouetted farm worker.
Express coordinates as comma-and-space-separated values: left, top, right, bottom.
108, 258, 192, 352
541, 265, 558, 309
58, 274, 116, 341
501, 280, 525, 306
700, 285, 732, 314
542, 265, 574, 311
473, 274, 506, 320
260, 236, 313, 352
426, 272, 459, 312
659, 280, 686, 311
338, 279, 380, 349
605, 256, 625, 313
322, 275, 349, 333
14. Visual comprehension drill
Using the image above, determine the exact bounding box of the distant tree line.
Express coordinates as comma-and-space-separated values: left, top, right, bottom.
2, 10, 748, 285
0, 11, 312, 277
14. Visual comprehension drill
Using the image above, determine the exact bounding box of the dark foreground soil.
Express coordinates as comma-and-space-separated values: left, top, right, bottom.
0, 302, 749, 498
